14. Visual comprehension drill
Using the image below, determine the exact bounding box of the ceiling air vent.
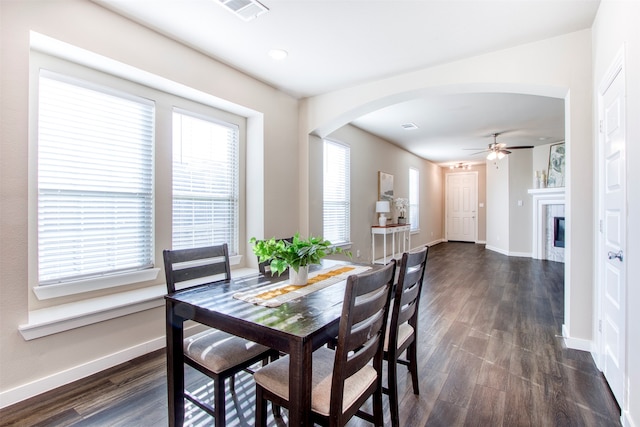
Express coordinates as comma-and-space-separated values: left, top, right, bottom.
217, 0, 269, 21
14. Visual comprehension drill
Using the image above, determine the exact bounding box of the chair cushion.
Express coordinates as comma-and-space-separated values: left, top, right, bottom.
384, 322, 414, 352
254, 346, 377, 417
184, 329, 268, 373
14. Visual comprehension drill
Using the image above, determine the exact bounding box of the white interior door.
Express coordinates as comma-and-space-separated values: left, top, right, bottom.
599, 52, 626, 407
446, 172, 477, 242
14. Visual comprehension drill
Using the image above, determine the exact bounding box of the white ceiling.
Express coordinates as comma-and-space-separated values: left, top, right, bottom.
93, 0, 599, 165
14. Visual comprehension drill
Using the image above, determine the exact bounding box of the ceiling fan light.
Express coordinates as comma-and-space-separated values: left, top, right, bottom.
487, 152, 497, 160
497, 151, 506, 160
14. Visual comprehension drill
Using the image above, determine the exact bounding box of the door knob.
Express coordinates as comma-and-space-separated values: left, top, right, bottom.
608, 250, 623, 261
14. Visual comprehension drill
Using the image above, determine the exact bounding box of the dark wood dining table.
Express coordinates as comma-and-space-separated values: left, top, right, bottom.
165, 260, 368, 426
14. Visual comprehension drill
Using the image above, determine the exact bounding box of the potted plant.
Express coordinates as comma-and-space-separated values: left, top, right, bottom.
250, 233, 349, 285
394, 197, 409, 224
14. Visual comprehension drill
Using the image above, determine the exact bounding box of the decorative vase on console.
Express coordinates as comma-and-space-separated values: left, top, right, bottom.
394, 197, 409, 225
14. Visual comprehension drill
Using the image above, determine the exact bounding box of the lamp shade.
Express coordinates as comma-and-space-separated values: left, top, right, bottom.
376, 200, 390, 213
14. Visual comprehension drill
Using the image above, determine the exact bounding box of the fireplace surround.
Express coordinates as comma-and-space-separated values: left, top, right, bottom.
528, 188, 566, 261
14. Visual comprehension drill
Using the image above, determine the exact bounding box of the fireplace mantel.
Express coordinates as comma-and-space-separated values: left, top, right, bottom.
528, 187, 566, 260
528, 188, 566, 197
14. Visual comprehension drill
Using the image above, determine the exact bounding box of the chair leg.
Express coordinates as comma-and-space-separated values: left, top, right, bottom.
373, 387, 384, 427
272, 402, 281, 418
214, 377, 226, 427
387, 355, 400, 427
408, 342, 420, 395
229, 374, 236, 395
255, 385, 268, 427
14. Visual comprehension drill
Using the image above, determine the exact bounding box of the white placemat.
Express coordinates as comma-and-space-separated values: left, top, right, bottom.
233, 264, 371, 307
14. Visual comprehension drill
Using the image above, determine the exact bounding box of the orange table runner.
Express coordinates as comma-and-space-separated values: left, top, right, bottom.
233, 264, 371, 307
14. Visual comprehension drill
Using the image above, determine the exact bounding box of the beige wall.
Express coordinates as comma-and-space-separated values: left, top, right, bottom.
315, 125, 443, 263
0, 0, 298, 403
301, 29, 594, 346
486, 157, 510, 253
508, 149, 533, 255
592, 1, 640, 425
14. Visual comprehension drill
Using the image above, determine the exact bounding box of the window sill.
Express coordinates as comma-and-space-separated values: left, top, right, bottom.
19, 267, 259, 341
33, 268, 161, 300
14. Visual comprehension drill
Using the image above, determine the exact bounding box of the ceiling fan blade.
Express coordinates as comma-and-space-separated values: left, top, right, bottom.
470, 150, 488, 156
506, 145, 534, 149
501, 150, 512, 155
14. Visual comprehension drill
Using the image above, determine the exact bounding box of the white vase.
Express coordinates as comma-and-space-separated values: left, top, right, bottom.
290, 265, 309, 285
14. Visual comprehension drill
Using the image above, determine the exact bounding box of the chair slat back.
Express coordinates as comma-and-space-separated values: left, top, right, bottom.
163, 244, 231, 293
331, 261, 396, 413
391, 246, 429, 338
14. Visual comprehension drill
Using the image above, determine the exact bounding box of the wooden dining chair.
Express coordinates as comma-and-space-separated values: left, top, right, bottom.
163, 244, 277, 427
383, 246, 429, 427
253, 260, 396, 427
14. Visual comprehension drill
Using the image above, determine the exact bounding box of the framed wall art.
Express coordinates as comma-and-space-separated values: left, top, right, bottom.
378, 171, 394, 202
547, 142, 565, 188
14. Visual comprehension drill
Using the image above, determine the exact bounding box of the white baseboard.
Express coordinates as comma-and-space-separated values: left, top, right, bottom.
0, 336, 166, 409
561, 324, 593, 352
484, 245, 532, 258
509, 251, 532, 258
426, 238, 445, 247
485, 245, 509, 256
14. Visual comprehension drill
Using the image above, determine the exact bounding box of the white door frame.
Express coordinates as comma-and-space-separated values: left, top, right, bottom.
595, 45, 627, 413
445, 171, 478, 243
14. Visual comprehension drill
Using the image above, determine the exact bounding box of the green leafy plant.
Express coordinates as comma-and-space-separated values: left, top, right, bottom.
250, 233, 351, 276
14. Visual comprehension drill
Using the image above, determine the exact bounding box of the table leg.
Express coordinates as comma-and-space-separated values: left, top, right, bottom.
372, 232, 375, 264
288, 339, 313, 426
392, 229, 396, 260
383, 232, 387, 264
166, 301, 185, 427
406, 229, 410, 252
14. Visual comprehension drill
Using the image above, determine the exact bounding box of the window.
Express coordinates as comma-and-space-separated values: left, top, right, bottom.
172, 110, 239, 254
323, 140, 350, 244
32, 50, 247, 299
37, 71, 154, 285
409, 167, 419, 232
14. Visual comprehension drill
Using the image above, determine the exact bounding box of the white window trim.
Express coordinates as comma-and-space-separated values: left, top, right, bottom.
19, 261, 250, 341
323, 138, 351, 245
409, 167, 420, 232
33, 269, 161, 300
29, 33, 250, 301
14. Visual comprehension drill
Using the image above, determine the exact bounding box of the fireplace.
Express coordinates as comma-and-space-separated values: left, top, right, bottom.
554, 217, 565, 248
528, 188, 565, 262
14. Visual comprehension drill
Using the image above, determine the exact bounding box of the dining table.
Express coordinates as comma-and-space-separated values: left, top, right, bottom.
165, 259, 374, 427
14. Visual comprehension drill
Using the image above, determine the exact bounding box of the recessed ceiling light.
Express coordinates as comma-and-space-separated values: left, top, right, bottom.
268, 49, 288, 60
539, 137, 549, 141
401, 122, 419, 130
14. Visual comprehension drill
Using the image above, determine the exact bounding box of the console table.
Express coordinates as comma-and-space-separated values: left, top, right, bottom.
371, 224, 410, 264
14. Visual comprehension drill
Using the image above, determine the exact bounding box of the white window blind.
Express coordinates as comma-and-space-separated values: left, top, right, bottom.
172, 110, 239, 254
323, 140, 350, 244
409, 167, 420, 231
37, 71, 155, 285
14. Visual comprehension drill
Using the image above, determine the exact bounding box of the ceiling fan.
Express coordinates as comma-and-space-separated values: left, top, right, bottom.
467, 133, 533, 160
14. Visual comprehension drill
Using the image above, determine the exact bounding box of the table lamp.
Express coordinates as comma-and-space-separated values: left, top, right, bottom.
376, 200, 390, 226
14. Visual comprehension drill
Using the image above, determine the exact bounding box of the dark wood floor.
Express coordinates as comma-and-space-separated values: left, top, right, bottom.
0, 242, 621, 426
